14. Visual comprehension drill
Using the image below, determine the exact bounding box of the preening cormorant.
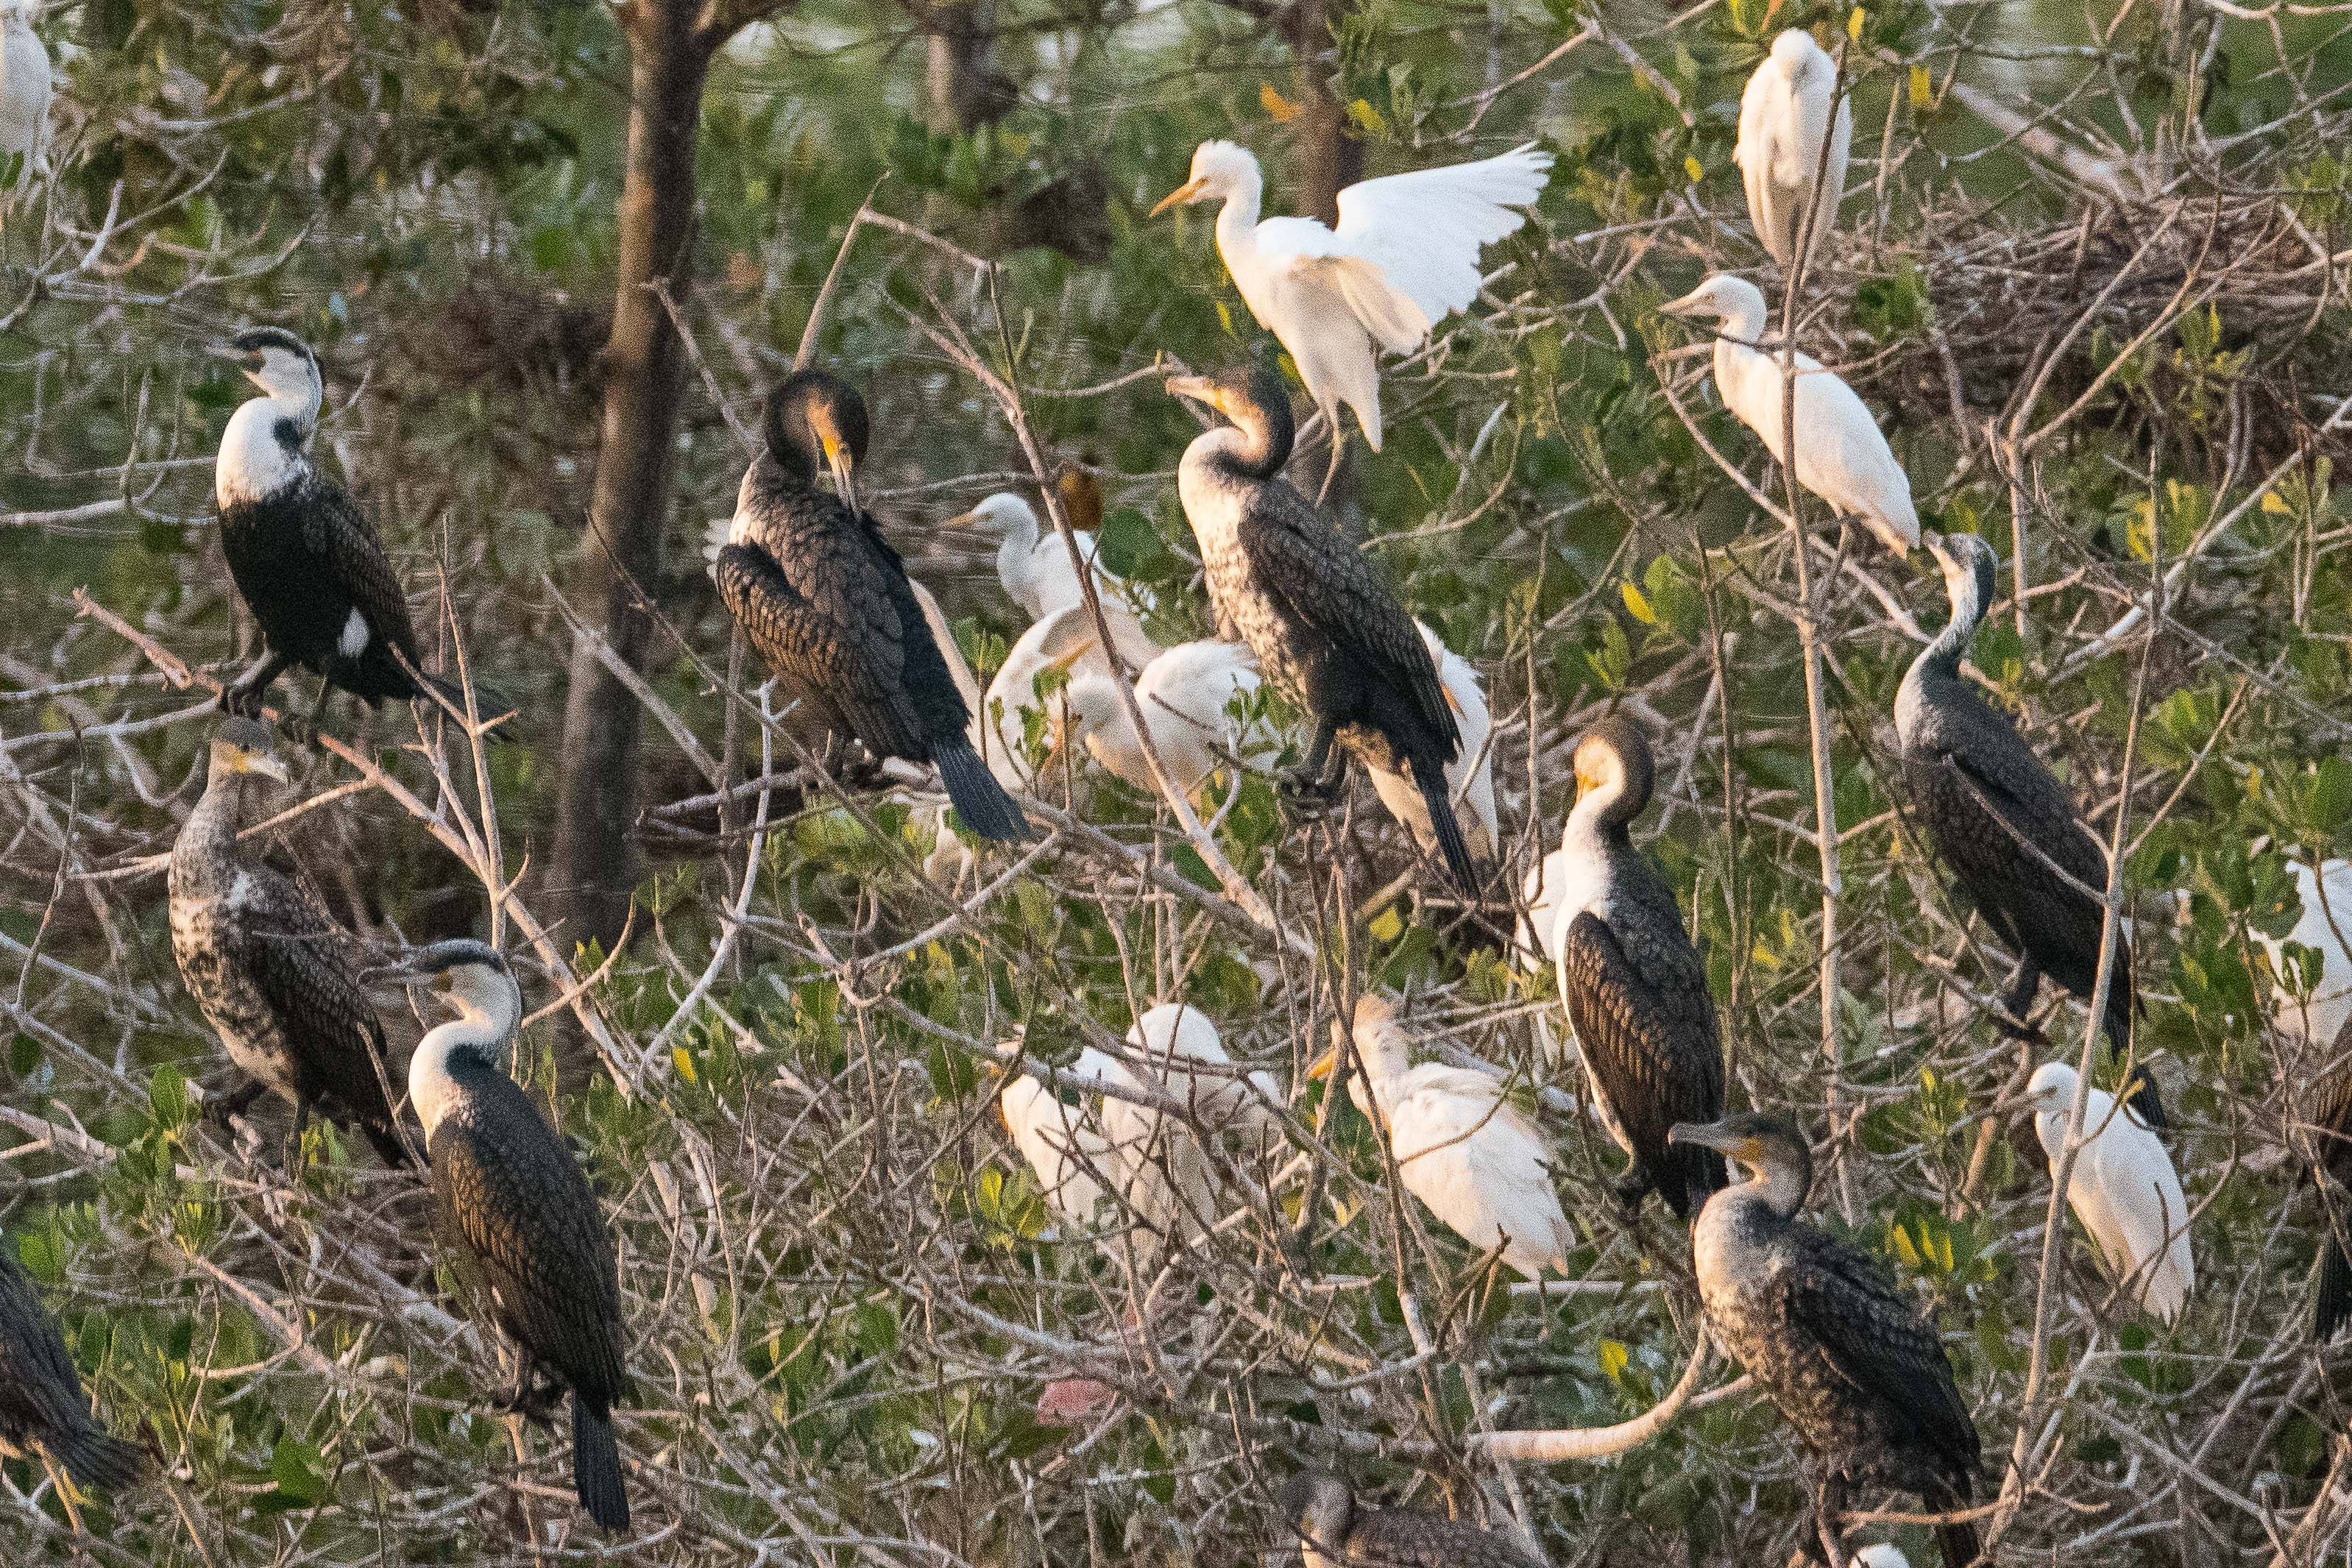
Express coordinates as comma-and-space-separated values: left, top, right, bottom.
2296, 1016, 2352, 1341
400, 940, 632, 1530
1277, 1470, 1540, 1568
1895, 531, 2162, 1128
209, 328, 490, 736
1548, 718, 1725, 1218
1165, 363, 1478, 893
1671, 1115, 1982, 1567
169, 717, 411, 1167
0, 1238, 142, 1494
713, 369, 1031, 842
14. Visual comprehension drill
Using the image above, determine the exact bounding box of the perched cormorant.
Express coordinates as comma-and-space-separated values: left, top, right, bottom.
209, 328, 489, 736
1548, 718, 1725, 1218
169, 718, 411, 1167
1896, 531, 2162, 1127
714, 369, 1031, 842
400, 940, 631, 1530
2295, 1015, 2352, 1342
1670, 1115, 1981, 1567
1277, 1470, 1540, 1568
0, 1238, 142, 1494
1164, 364, 1477, 893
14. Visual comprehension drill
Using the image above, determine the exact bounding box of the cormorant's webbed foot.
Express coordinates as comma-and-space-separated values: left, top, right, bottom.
1277, 765, 1344, 809
208, 1079, 268, 1129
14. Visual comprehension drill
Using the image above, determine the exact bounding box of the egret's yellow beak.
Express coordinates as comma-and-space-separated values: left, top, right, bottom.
943, 507, 988, 531
1658, 288, 1710, 320
1306, 1045, 1339, 1082
1164, 374, 1220, 411
1150, 177, 1210, 218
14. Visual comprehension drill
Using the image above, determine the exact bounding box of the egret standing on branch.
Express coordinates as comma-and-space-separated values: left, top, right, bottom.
1150, 138, 1551, 494
2025, 1062, 2193, 1323
1659, 274, 1919, 558
1165, 364, 1481, 894
1737, 29, 1852, 274
1049, 634, 1278, 802
0, 0, 51, 228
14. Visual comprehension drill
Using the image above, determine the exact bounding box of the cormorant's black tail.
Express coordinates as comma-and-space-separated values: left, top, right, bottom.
2121, 1071, 2167, 1131
1927, 1482, 1980, 1567
419, 673, 522, 734
1409, 753, 1480, 896
54, 1423, 144, 1492
572, 1394, 629, 1531
934, 739, 1033, 843
2317, 1232, 2352, 1344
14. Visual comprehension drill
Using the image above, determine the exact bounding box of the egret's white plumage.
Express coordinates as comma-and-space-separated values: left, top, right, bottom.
1736, 30, 1852, 273
2027, 1061, 2195, 1324
945, 494, 1155, 642
1317, 995, 1572, 1279
1852, 1547, 1912, 1568
2258, 859, 2352, 1046
1058, 637, 1279, 800
1660, 274, 1919, 557
1361, 621, 1498, 861
1517, 835, 1573, 973
1098, 1004, 1279, 1252
0, 1, 51, 218
977, 600, 1157, 791
1152, 139, 1551, 452
999, 1047, 1122, 1226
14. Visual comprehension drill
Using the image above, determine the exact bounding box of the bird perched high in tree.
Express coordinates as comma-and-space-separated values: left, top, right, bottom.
713, 369, 1030, 842
1548, 717, 1725, 1218
397, 941, 633, 1531
1669, 1115, 1983, 1567
1151, 138, 1550, 494
0, 0, 52, 227
169, 717, 411, 1168
1164, 363, 1479, 893
1277, 1470, 1540, 1568
1736, 29, 1852, 274
208, 329, 500, 738
1659, 274, 1919, 558
0, 1238, 143, 1500
2025, 1061, 2194, 1323
1896, 531, 2162, 1128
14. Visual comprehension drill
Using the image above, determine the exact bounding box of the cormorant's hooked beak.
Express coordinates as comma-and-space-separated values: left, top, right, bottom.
1163, 374, 1220, 412
205, 339, 263, 378
1666, 1120, 1747, 1157
1149, 177, 1211, 218
238, 749, 291, 786
809, 408, 857, 509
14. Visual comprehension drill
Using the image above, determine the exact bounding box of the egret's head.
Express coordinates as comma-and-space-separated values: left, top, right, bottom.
1926, 530, 1999, 618
942, 492, 1038, 538
1571, 714, 1652, 823
1150, 140, 1261, 216
1658, 274, 1769, 338
1276, 1472, 1356, 1554
400, 939, 523, 1038
207, 716, 290, 785
1852, 1547, 1913, 1568
0, 3, 35, 35
1668, 1113, 1812, 1207
765, 369, 870, 505
1771, 26, 1828, 73
1308, 993, 1410, 1088
2025, 1060, 2078, 1113
211, 327, 322, 410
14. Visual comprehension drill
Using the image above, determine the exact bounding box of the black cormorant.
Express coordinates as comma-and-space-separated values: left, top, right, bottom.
1164, 363, 1477, 893
2296, 1016, 2352, 1341
169, 717, 411, 1166
1670, 1115, 1981, 1567
1896, 531, 2162, 1129
1277, 1470, 1539, 1568
400, 940, 632, 1530
0, 1239, 142, 1494
1549, 717, 1725, 1218
713, 369, 1031, 842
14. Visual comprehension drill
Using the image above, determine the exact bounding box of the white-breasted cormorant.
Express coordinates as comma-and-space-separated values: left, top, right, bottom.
0, 1239, 142, 1494
2024, 1061, 2193, 1323
1896, 531, 2163, 1127
713, 369, 1031, 842
1670, 1115, 1981, 1567
209, 328, 486, 736
1164, 364, 1478, 893
400, 940, 632, 1530
169, 717, 411, 1166
1548, 717, 1725, 1218
1277, 1470, 1540, 1568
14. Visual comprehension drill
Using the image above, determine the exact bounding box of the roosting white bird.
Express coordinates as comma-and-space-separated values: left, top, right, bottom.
976, 602, 1150, 791
2026, 1061, 2195, 1324
1311, 995, 1573, 1279
1052, 637, 1280, 801
1150, 138, 1551, 484
1736, 29, 1852, 274
1659, 274, 1919, 557
1361, 622, 1499, 863
945, 493, 1155, 639
999, 1047, 1123, 1227
0, 0, 51, 221
2258, 859, 2352, 1046
1098, 1004, 1281, 1253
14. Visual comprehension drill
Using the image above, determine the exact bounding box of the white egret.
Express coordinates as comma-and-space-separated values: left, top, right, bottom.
0, 1, 49, 224
2258, 858, 2352, 1046
1098, 1003, 1280, 1252
1659, 274, 1919, 557
1361, 621, 1498, 862
998, 1047, 1122, 1227
976, 600, 1156, 791
1854, 1547, 1912, 1568
1050, 636, 1281, 801
1150, 138, 1551, 486
1309, 994, 1573, 1279
1736, 29, 1852, 274
943, 493, 1158, 648
2026, 1061, 2194, 1324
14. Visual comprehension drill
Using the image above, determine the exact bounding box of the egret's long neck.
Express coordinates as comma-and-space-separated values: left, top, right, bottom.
408, 1005, 513, 1140
1212, 173, 1264, 258
1350, 1021, 1413, 1116
216, 389, 316, 508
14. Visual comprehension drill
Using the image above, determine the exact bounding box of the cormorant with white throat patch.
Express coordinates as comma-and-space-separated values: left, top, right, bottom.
1164, 363, 1478, 893
1895, 531, 2162, 1128
714, 369, 1032, 842
399, 940, 633, 1531
169, 717, 411, 1167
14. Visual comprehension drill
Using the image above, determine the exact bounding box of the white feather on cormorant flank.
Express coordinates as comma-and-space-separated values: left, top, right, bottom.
216, 344, 322, 509
408, 961, 522, 1141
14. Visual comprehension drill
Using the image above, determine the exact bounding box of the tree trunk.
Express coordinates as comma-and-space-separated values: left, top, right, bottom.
550, 1, 712, 965
1284, 0, 1361, 226
923, 0, 1008, 133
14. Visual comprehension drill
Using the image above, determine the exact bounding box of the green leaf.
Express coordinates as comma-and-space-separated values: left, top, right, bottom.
269, 1438, 330, 1508
1095, 507, 1161, 578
